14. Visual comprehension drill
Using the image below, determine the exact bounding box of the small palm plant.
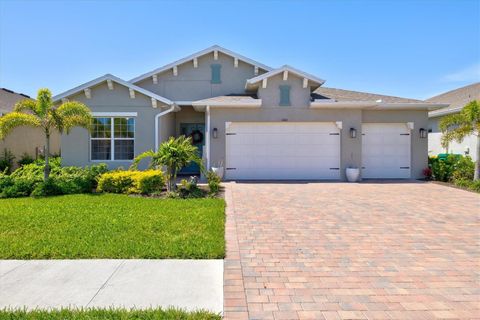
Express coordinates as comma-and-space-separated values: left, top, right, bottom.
131, 136, 202, 191
440, 100, 480, 180
0, 88, 92, 180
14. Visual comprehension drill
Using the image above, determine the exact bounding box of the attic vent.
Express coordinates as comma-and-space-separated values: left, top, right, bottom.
279, 85, 291, 106
211, 64, 221, 84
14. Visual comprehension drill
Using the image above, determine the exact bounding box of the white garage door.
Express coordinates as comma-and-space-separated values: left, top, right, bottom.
225, 122, 341, 180
362, 123, 411, 179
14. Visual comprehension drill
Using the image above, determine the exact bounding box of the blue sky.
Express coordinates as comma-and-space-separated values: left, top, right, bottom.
0, 0, 479, 99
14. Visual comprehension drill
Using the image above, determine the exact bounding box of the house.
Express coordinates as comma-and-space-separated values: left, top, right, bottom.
53, 45, 446, 180
0, 88, 60, 165
427, 83, 480, 162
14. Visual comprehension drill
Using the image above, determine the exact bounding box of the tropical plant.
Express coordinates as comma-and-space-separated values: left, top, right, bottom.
206, 170, 221, 195
440, 100, 480, 180
0, 88, 92, 180
0, 158, 108, 198
0, 148, 15, 173
131, 136, 202, 191
17, 152, 35, 167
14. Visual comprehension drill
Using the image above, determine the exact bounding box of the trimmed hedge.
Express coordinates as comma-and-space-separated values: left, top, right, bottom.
97, 170, 165, 194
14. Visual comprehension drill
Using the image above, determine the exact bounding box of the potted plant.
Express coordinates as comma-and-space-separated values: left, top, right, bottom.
346, 166, 360, 182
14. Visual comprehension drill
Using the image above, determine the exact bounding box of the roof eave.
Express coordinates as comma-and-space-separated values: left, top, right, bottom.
52, 74, 174, 106
192, 100, 262, 111
310, 101, 448, 110
129, 45, 273, 84
428, 106, 463, 117
245, 65, 325, 91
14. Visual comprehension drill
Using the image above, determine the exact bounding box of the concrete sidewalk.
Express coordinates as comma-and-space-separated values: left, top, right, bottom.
0, 259, 223, 313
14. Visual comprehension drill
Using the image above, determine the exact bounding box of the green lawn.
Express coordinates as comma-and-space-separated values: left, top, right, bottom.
0, 308, 220, 320
0, 194, 225, 259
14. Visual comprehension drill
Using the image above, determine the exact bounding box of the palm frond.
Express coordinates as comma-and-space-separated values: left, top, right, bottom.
0, 112, 41, 139
13, 98, 38, 115
36, 88, 53, 117
55, 101, 92, 134
439, 100, 480, 147
131, 150, 156, 170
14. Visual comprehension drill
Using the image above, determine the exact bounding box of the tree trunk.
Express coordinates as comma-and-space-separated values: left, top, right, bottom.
44, 131, 51, 181
475, 135, 480, 181
166, 168, 172, 192
172, 169, 178, 191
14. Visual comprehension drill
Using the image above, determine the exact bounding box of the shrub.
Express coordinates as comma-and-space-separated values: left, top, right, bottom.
54, 164, 108, 194
422, 167, 432, 180
0, 178, 35, 198
31, 178, 63, 197
429, 154, 461, 182
132, 170, 165, 194
0, 149, 15, 173
97, 171, 135, 193
206, 170, 221, 195
0, 158, 108, 198
178, 177, 205, 198
97, 170, 165, 194
429, 154, 475, 183
454, 179, 480, 193
17, 153, 35, 167
451, 156, 475, 182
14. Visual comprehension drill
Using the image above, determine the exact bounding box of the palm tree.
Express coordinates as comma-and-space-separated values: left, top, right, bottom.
131, 136, 202, 191
0, 88, 92, 180
440, 100, 480, 180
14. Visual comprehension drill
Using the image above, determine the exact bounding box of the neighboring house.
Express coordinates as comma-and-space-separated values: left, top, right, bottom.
0, 88, 60, 165
427, 83, 480, 162
53, 45, 446, 180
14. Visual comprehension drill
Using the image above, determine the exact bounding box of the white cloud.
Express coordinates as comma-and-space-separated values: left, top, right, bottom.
442, 62, 480, 83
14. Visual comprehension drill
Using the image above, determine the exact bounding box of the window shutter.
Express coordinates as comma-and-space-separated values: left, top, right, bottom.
211, 64, 221, 84
279, 85, 291, 106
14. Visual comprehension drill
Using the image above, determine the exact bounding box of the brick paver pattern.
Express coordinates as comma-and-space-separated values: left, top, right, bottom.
223, 182, 480, 320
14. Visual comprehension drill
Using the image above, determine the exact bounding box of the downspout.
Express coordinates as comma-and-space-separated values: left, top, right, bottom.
206, 105, 211, 170
155, 104, 177, 152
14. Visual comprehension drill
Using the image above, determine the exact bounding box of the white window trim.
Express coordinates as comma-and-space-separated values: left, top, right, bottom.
92, 112, 137, 117
90, 116, 136, 162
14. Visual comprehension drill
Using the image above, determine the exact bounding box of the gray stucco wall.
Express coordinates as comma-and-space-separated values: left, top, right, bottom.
61, 82, 173, 170
257, 73, 311, 108
209, 108, 428, 180
135, 52, 267, 101
428, 116, 441, 133
174, 106, 205, 136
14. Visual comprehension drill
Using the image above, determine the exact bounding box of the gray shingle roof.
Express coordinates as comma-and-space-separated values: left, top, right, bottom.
192, 94, 259, 105
427, 82, 480, 117
313, 87, 422, 103
0, 88, 31, 114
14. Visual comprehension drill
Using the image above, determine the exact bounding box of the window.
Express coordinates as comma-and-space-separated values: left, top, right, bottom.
279, 85, 291, 106
91, 117, 135, 161
211, 64, 221, 84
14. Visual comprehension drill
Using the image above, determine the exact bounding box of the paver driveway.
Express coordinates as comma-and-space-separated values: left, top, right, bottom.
223, 182, 479, 320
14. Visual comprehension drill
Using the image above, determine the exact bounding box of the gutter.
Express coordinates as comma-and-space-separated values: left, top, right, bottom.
155, 104, 180, 151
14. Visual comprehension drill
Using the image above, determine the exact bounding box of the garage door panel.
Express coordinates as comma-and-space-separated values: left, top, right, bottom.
362, 123, 411, 179
226, 122, 340, 180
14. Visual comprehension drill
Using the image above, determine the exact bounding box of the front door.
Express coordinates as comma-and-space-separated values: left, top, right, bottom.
180, 123, 205, 174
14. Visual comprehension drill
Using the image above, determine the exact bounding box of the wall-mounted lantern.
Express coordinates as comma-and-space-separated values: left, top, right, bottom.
419, 128, 427, 138
212, 127, 218, 139
349, 128, 357, 138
